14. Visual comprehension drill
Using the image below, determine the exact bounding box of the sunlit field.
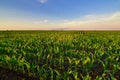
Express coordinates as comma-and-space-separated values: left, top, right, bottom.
0, 31, 120, 80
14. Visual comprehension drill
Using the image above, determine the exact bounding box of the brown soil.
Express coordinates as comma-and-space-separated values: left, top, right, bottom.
115, 69, 120, 80
1, 66, 120, 80
0, 67, 39, 80
89, 60, 104, 80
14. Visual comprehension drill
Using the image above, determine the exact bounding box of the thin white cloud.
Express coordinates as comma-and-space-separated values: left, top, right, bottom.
0, 12, 120, 30
34, 20, 49, 24
38, 0, 47, 4
55, 12, 120, 30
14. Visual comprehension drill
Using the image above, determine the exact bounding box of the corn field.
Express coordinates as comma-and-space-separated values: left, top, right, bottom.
0, 31, 120, 80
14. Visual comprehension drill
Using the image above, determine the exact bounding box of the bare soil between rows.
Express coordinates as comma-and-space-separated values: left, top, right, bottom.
0, 67, 39, 80
0, 66, 120, 80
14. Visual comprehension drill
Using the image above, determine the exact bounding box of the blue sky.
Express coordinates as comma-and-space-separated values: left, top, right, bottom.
0, 0, 120, 30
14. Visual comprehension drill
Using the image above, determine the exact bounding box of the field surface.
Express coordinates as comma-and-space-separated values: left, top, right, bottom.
0, 31, 120, 80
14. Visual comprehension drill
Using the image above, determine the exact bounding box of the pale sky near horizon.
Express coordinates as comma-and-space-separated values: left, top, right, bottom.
0, 0, 120, 30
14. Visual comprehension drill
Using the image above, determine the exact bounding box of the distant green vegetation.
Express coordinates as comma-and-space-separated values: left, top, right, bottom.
0, 31, 120, 79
